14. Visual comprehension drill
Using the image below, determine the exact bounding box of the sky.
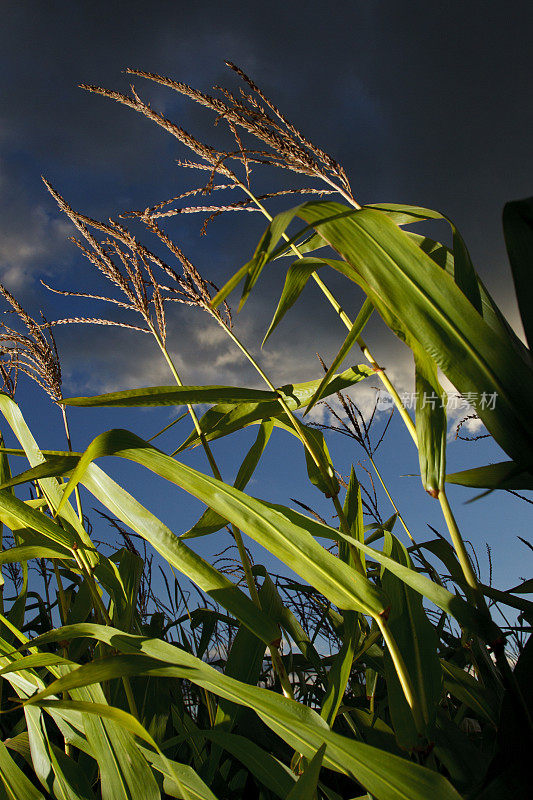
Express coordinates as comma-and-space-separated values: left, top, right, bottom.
1, 1, 532, 596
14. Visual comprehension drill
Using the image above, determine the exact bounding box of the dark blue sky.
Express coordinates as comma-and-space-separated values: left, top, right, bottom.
1, 1, 532, 593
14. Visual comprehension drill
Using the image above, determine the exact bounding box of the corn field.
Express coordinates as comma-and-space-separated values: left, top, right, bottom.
0, 63, 531, 800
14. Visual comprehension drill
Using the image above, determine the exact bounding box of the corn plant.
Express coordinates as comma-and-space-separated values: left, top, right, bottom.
0, 63, 531, 800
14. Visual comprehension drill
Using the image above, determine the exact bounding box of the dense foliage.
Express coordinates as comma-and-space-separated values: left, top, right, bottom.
0, 64, 531, 800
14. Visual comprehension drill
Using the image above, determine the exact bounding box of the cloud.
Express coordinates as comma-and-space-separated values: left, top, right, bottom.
2, 0, 531, 432
0, 161, 73, 291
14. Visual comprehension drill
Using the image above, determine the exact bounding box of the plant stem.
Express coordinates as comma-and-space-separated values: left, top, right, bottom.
238, 184, 419, 445
369, 456, 443, 584
151, 328, 296, 700
369, 456, 414, 542
211, 317, 337, 488
207, 309, 368, 579
60, 406, 84, 525
438, 488, 480, 594
375, 614, 425, 733
53, 562, 69, 626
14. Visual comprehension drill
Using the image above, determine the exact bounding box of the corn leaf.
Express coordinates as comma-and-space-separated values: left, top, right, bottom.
381, 533, 442, 748
414, 350, 447, 495
502, 196, 533, 350
0, 738, 45, 800
286, 743, 325, 799
79, 462, 280, 645
304, 299, 374, 416
201, 729, 295, 799
259, 202, 533, 469
27, 624, 462, 800
62, 385, 279, 408
183, 420, 272, 538
57, 429, 388, 616
446, 460, 533, 490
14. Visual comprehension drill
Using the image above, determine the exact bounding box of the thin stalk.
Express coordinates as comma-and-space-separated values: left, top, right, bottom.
207, 310, 366, 576
369, 456, 443, 584
52, 560, 72, 755
53, 563, 69, 626
152, 327, 220, 478
151, 327, 295, 700
375, 614, 425, 733
210, 316, 336, 487
60, 406, 84, 525
369, 456, 414, 542
438, 489, 480, 594
237, 183, 419, 445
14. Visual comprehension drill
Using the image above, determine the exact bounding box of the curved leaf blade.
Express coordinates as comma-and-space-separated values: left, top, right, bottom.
27, 625, 462, 800
59, 429, 387, 616
62, 385, 278, 408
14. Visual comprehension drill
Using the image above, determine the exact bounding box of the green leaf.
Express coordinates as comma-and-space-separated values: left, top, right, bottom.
201, 729, 295, 799
441, 660, 499, 727
502, 197, 533, 350
478, 583, 533, 617
24, 702, 94, 800
0, 456, 78, 490
446, 460, 533, 490
320, 627, 358, 727
432, 711, 489, 795
212, 575, 275, 731
257, 501, 491, 637
68, 682, 161, 800
213, 204, 317, 311
79, 462, 280, 645
304, 300, 374, 416
0, 394, 97, 565
0, 653, 73, 678
406, 231, 531, 365
366, 202, 482, 312
0, 738, 45, 800
58, 429, 387, 617
143, 750, 219, 800
321, 469, 364, 726
176, 367, 372, 452
262, 259, 321, 344
381, 533, 442, 748
342, 466, 365, 565
286, 744, 325, 799
0, 487, 81, 552
183, 420, 273, 538
27, 625, 462, 800
414, 350, 447, 496
416, 538, 467, 592
0, 544, 75, 564
273, 230, 327, 260
33, 701, 213, 800
62, 385, 278, 408
111, 548, 144, 632
301, 425, 339, 496
273, 202, 533, 469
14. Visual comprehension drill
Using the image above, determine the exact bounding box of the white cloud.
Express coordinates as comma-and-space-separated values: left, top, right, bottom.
0, 161, 72, 291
